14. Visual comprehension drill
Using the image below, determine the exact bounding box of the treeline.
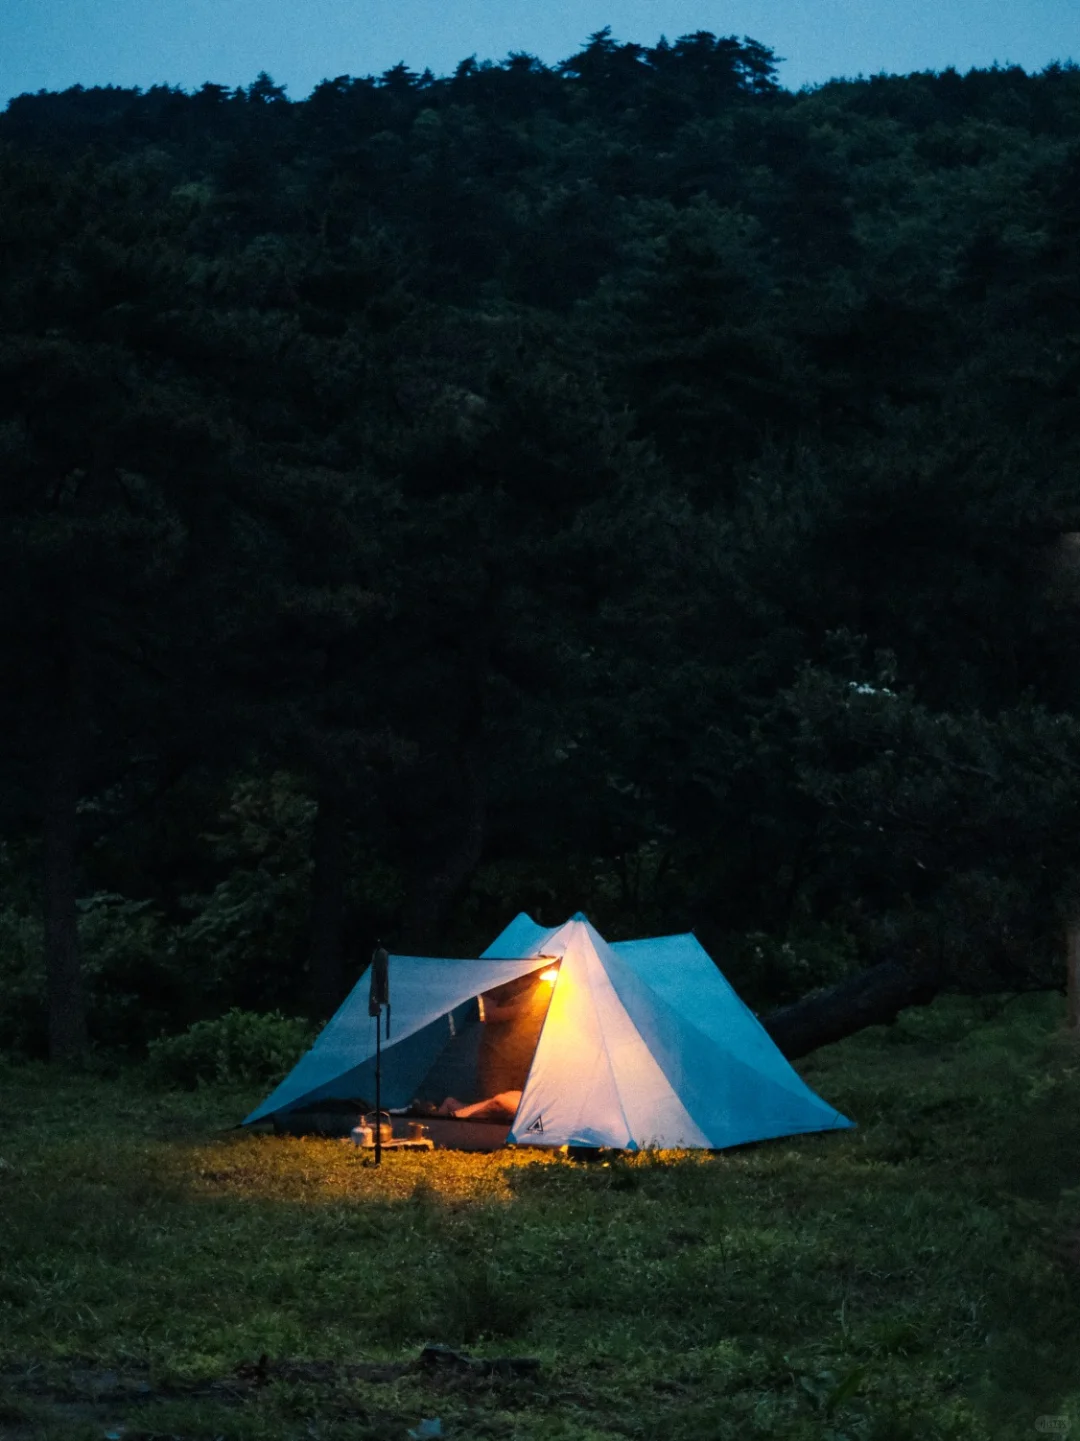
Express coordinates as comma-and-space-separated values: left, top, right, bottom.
3, 31, 1080, 1059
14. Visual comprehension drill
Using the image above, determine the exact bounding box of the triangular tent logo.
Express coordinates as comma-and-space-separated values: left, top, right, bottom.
525, 1115, 544, 1134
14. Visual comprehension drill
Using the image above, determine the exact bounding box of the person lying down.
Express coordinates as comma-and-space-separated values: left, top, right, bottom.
408, 1090, 523, 1123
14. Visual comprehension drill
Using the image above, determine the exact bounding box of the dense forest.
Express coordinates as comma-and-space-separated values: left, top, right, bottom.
4, 30, 1080, 1062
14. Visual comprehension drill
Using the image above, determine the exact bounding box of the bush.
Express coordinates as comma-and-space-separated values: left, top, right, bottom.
146, 1008, 317, 1088
78, 893, 179, 1052
0, 891, 186, 1058
171, 774, 317, 1016
728, 925, 860, 1009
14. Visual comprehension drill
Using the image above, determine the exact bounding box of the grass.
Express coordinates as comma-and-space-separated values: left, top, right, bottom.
1, 995, 1079, 1439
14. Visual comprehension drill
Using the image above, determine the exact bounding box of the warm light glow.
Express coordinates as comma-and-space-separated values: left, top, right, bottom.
538, 967, 560, 984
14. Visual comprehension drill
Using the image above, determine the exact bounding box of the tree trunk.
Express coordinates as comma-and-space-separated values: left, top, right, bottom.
763, 956, 941, 1060
308, 783, 346, 1019
43, 649, 87, 1062
1066, 924, 1080, 1031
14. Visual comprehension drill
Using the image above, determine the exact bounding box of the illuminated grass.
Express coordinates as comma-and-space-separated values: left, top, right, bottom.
0, 995, 1078, 1438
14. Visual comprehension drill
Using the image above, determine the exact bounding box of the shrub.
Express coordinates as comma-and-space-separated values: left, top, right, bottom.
146, 1008, 317, 1088
171, 774, 317, 1016
0, 891, 185, 1058
728, 925, 860, 1009
78, 893, 178, 1052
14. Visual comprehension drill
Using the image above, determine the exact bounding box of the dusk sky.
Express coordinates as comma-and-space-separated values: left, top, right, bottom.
4, 0, 1079, 104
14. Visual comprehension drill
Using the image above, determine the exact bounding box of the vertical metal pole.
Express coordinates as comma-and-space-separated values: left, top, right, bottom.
374, 1011, 382, 1166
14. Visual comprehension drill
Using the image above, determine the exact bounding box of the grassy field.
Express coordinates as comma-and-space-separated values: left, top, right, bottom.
1, 996, 1079, 1440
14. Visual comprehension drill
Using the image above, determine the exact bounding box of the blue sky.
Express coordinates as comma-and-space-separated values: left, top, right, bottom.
4, 0, 1078, 104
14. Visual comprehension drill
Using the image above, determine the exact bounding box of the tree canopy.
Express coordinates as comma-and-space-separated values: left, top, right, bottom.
3, 35, 1080, 1055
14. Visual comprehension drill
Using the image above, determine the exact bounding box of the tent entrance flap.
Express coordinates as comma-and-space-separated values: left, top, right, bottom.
242, 949, 558, 1126
412, 967, 560, 1111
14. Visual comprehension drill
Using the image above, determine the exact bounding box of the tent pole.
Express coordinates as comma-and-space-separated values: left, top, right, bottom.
374, 1013, 382, 1166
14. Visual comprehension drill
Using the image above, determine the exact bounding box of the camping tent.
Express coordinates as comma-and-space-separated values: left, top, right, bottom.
243, 913, 853, 1150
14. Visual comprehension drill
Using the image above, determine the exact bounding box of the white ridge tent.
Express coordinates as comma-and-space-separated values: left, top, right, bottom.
244, 912, 853, 1151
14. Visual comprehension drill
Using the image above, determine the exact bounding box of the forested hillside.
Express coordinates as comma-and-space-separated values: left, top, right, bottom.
4, 31, 1080, 1059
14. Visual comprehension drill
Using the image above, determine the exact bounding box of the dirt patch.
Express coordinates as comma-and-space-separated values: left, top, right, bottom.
0, 1346, 542, 1435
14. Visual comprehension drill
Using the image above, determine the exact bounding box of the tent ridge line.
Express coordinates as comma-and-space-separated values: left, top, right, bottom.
578, 925, 650, 1148
590, 951, 717, 1148
387, 954, 562, 964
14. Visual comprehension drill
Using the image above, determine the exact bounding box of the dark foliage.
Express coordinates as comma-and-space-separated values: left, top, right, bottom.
3, 37, 1080, 1053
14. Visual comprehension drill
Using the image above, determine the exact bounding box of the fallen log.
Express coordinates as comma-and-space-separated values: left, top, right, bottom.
762, 956, 941, 1059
